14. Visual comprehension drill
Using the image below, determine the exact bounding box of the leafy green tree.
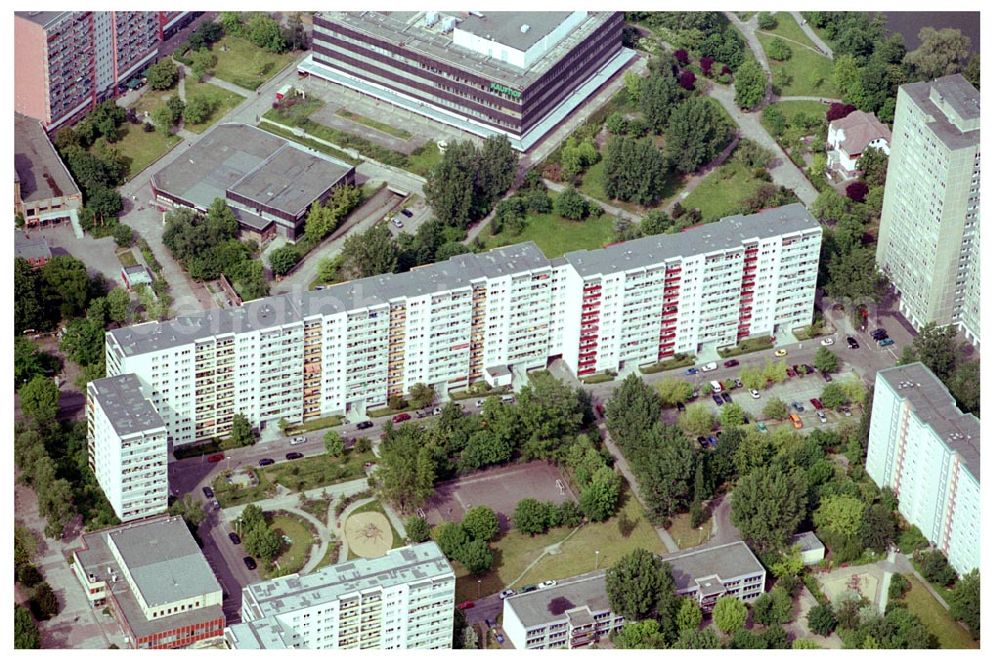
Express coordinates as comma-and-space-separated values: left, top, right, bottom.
14, 338, 62, 389
718, 403, 746, 429
675, 597, 703, 632
219, 11, 244, 35
638, 73, 686, 133
903, 27, 970, 80
731, 463, 809, 553
820, 382, 848, 409
757, 12, 778, 30
190, 48, 217, 81
673, 627, 722, 649
514, 372, 586, 460
734, 59, 767, 110
606, 548, 675, 621
614, 620, 666, 649
426, 145, 475, 227
240, 504, 267, 533
656, 377, 694, 405
15, 605, 40, 649
762, 398, 788, 421
182, 94, 215, 125
268, 245, 301, 276
792, 638, 820, 649
15, 259, 52, 335
579, 466, 621, 522
752, 587, 792, 626
949, 569, 979, 639
513, 498, 549, 535
813, 347, 839, 373
948, 361, 979, 416
713, 595, 748, 634
963, 54, 980, 89
911, 322, 959, 379
766, 39, 792, 62
432, 521, 469, 560
913, 549, 957, 586
152, 105, 177, 136
228, 413, 255, 448
146, 59, 179, 90
408, 383, 436, 409
459, 429, 513, 471
340, 224, 399, 279
29, 582, 59, 621
245, 14, 288, 53
461, 506, 499, 542
168, 494, 206, 534
324, 430, 345, 458
663, 97, 732, 174
603, 136, 669, 206
245, 522, 281, 561
456, 539, 493, 575
376, 425, 436, 512
19, 376, 59, 425
41, 255, 95, 319
405, 516, 431, 543
553, 187, 590, 220
807, 602, 837, 636
633, 425, 696, 520
678, 403, 715, 437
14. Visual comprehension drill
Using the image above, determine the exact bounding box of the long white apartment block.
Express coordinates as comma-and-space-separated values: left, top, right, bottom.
102, 204, 820, 448
225, 542, 455, 649
86, 374, 169, 522
866, 363, 979, 575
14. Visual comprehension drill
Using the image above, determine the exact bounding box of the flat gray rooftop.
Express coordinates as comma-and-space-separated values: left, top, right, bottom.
317, 11, 617, 88
664, 541, 765, 591
458, 12, 573, 52
227, 144, 353, 219
565, 203, 821, 277
89, 374, 164, 436
791, 531, 825, 553
244, 542, 453, 617
877, 363, 980, 481
14, 230, 52, 262
15, 112, 81, 203
902, 75, 979, 151
15, 11, 70, 28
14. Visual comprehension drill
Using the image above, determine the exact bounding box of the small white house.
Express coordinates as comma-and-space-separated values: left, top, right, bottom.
826, 110, 891, 178
791, 531, 826, 565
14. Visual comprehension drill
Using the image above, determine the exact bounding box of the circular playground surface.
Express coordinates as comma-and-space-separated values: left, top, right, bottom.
820, 570, 881, 606
344, 511, 393, 559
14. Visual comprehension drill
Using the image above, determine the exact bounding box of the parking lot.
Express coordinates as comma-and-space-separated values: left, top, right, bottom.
423, 460, 575, 529
26, 222, 125, 288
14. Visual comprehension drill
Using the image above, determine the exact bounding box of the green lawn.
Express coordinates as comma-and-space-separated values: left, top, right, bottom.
266, 511, 316, 579
210, 35, 298, 91
902, 575, 978, 649
104, 121, 181, 180
257, 122, 360, 166
762, 100, 829, 149
667, 511, 712, 550
758, 33, 838, 98
683, 161, 769, 222
116, 248, 141, 268
183, 79, 245, 133
262, 451, 376, 493
480, 210, 615, 258
336, 109, 412, 139
453, 492, 665, 602
405, 141, 443, 178
758, 12, 815, 46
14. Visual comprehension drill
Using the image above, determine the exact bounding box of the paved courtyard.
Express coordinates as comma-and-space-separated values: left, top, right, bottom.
423, 460, 575, 529
26, 222, 124, 288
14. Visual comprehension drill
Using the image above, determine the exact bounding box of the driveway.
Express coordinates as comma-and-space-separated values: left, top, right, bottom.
28, 223, 123, 288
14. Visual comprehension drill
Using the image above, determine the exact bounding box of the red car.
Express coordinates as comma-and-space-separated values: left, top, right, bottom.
392, 413, 411, 423
207, 453, 225, 463
810, 398, 824, 410
457, 600, 476, 610
594, 403, 605, 417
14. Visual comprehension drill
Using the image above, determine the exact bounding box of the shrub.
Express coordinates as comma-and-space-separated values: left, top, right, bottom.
845, 181, 869, 202
553, 188, 590, 220
758, 12, 778, 30
826, 102, 857, 122
678, 70, 696, 90
699, 56, 715, 77
674, 49, 690, 66
914, 549, 957, 586
888, 572, 911, 600
766, 39, 792, 62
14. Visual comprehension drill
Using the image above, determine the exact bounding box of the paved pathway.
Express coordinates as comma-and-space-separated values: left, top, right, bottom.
779, 95, 841, 103
725, 12, 774, 107
763, 32, 831, 58
790, 12, 835, 58
598, 423, 679, 553
542, 178, 643, 223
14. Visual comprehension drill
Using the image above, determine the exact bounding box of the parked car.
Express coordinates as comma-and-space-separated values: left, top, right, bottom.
721, 392, 733, 403
401, 208, 414, 218
518, 584, 538, 594
810, 398, 824, 410
706, 435, 718, 447
207, 453, 225, 463
749, 388, 761, 399
685, 368, 700, 375
786, 367, 798, 378
475, 398, 487, 408
789, 414, 803, 429
356, 420, 374, 430
697, 436, 709, 447
289, 436, 307, 445
494, 631, 505, 645
817, 411, 828, 424
822, 371, 833, 382
538, 580, 557, 589
774, 348, 788, 357
499, 589, 516, 599
285, 452, 304, 461
432, 406, 443, 416
712, 394, 724, 406
846, 336, 860, 349
392, 217, 404, 229
839, 406, 853, 417
392, 413, 411, 423
871, 328, 888, 340
790, 401, 805, 413
879, 337, 895, 347
755, 421, 767, 432
202, 486, 215, 499
415, 408, 431, 418
258, 458, 275, 467
733, 378, 743, 388
723, 359, 740, 368
211, 499, 221, 511
821, 337, 835, 346
457, 600, 475, 610
701, 362, 718, 372
675, 401, 686, 412
243, 556, 257, 571
710, 380, 723, 394
500, 395, 515, 404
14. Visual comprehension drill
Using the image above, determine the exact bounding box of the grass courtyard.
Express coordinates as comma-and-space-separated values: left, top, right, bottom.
265, 511, 317, 579
182, 79, 245, 133
902, 575, 978, 649
666, 511, 712, 550
682, 161, 772, 222
209, 35, 299, 91
480, 210, 615, 258
452, 492, 665, 602
757, 31, 838, 98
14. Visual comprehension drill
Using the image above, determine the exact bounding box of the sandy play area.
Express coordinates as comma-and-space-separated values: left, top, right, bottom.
344, 511, 393, 559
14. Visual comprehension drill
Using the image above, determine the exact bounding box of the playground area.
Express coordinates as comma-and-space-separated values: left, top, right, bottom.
819, 569, 883, 607
344, 510, 393, 559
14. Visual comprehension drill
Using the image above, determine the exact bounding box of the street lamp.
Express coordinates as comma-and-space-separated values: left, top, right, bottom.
595, 550, 600, 569
477, 579, 482, 597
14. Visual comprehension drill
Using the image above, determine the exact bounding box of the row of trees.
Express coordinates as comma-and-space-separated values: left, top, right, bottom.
626, 12, 748, 70
219, 12, 303, 54
425, 136, 518, 229
897, 322, 979, 416
52, 102, 128, 221
14, 525, 60, 631
238, 505, 283, 563
429, 506, 499, 574
268, 185, 364, 276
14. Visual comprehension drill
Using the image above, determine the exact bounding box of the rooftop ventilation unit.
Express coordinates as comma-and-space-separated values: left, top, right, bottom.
521, 24, 530, 33
424, 11, 438, 27
470, 11, 484, 18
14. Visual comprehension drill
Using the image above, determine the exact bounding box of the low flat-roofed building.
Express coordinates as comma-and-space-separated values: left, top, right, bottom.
227, 542, 455, 649
150, 123, 355, 241
121, 264, 154, 290
14, 229, 52, 267
503, 541, 766, 649
791, 531, 826, 565
71, 515, 224, 649
14, 112, 82, 226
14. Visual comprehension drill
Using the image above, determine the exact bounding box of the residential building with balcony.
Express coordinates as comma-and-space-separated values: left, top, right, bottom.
866, 363, 979, 575
302, 11, 633, 151
71, 515, 225, 649
14, 112, 82, 227
225, 542, 455, 649
876, 74, 980, 345
503, 541, 765, 649
15, 11, 166, 129
86, 374, 169, 522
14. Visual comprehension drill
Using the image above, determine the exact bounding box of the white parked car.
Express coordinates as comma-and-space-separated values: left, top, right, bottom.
475, 398, 487, 408
700, 362, 718, 372
392, 217, 404, 228
817, 411, 828, 423
821, 337, 835, 346
432, 406, 443, 416
538, 580, 557, 589
289, 436, 307, 445
498, 589, 516, 599
749, 389, 761, 399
